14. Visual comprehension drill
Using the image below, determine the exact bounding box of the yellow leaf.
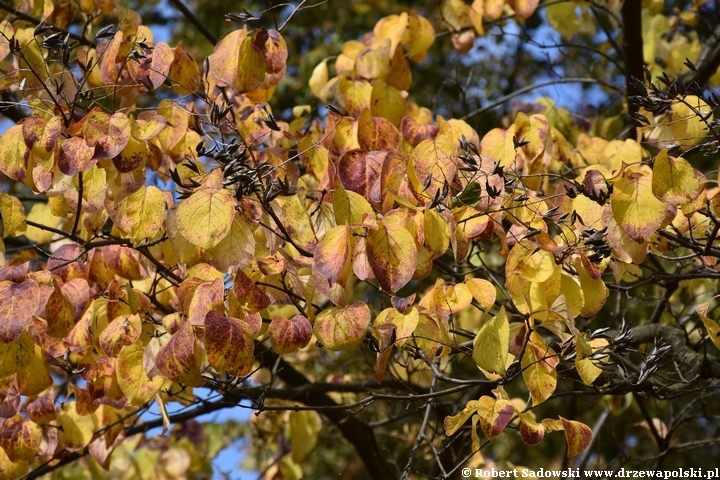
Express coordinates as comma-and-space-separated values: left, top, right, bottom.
506, 240, 555, 283
0, 331, 34, 378
289, 411, 321, 462
0, 124, 28, 183
372, 13, 408, 55
409, 135, 457, 203
117, 342, 165, 405
112, 186, 166, 244
176, 184, 235, 250
206, 214, 255, 273
466, 277, 497, 309
473, 307, 509, 375
611, 170, 668, 242
366, 221, 417, 293
521, 334, 558, 405
407, 12, 435, 63
281, 194, 318, 253
16, 343, 53, 396
309, 58, 330, 99
374, 306, 419, 347
669, 96, 713, 148
371, 81, 405, 126
480, 126, 517, 167
58, 402, 95, 451
546, 2, 581, 40
314, 301, 371, 350
444, 400, 479, 436
424, 208, 450, 259
602, 205, 646, 264
0, 192, 26, 238
651, 149, 700, 205
23, 202, 62, 244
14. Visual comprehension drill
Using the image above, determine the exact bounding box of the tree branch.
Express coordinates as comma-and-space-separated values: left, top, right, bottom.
254, 346, 396, 479
682, 23, 720, 86
621, 0, 644, 138
167, 0, 218, 45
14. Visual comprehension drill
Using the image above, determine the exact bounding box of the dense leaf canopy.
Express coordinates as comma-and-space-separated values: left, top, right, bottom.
1, 0, 720, 478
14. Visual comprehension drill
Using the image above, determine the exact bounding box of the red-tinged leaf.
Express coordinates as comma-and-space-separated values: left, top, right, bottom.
338, 149, 386, 199
0, 124, 29, 182
313, 301, 370, 351
357, 109, 400, 151
233, 269, 271, 312
22, 116, 61, 157
521, 338, 558, 405
175, 185, 236, 250
366, 221, 417, 293
410, 135, 457, 203
83, 111, 131, 160
401, 116, 439, 147
156, 322, 204, 387
69, 383, 99, 416
313, 225, 351, 285
259, 28, 288, 76
476, 396, 516, 439
128, 42, 173, 90
157, 100, 190, 151
208, 27, 266, 92
99, 314, 142, 357
61, 278, 90, 323
519, 414, 545, 445
186, 278, 225, 326
102, 245, 145, 280
269, 315, 313, 354
560, 416, 593, 457
204, 310, 255, 372
0, 263, 29, 282
0, 331, 34, 378
507, 0, 540, 19
0, 279, 40, 343
98, 31, 123, 85
48, 245, 88, 282
169, 42, 201, 95
132, 114, 169, 141
0, 414, 42, 462
45, 279, 76, 338
58, 136, 95, 176
26, 390, 56, 424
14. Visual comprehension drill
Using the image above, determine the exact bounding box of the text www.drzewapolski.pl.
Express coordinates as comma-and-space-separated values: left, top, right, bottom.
461, 468, 720, 479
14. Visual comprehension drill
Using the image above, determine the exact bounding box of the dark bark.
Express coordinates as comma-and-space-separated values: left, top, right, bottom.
621, 0, 644, 138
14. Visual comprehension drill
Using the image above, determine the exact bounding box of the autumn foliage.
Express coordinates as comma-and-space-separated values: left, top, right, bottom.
1, 0, 720, 478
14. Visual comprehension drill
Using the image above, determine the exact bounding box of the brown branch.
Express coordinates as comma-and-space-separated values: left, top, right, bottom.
167, 0, 218, 45
621, 0, 644, 138
254, 346, 395, 479
0, 2, 95, 47
630, 323, 720, 380
682, 23, 720, 87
